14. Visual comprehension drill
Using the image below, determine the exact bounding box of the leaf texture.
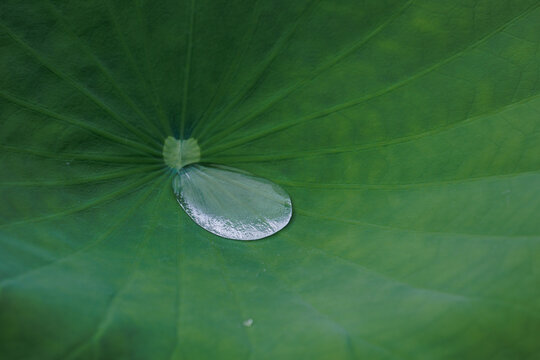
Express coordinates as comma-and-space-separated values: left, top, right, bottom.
1, 0, 540, 359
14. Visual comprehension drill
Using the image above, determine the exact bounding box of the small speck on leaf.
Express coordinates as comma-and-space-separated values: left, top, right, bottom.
243, 318, 253, 327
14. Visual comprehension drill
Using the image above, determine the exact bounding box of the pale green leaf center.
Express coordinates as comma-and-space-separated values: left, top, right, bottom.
162, 136, 201, 170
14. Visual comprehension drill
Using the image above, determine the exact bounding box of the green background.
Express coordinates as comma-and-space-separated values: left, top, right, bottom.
1, 0, 540, 359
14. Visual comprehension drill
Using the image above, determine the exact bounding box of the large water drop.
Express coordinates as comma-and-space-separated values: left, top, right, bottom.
173, 164, 292, 240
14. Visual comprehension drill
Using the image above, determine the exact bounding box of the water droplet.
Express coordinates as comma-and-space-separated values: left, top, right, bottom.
173, 164, 292, 240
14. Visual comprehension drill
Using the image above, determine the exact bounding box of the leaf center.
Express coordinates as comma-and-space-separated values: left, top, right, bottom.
162, 137, 201, 170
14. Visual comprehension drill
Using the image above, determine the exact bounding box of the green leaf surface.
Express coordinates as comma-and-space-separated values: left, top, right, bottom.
1, 0, 540, 359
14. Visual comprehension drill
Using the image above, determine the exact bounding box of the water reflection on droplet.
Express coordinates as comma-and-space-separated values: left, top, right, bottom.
173, 164, 292, 240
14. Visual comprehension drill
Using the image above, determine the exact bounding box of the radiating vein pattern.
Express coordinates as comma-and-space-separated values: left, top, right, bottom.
1, 0, 540, 359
